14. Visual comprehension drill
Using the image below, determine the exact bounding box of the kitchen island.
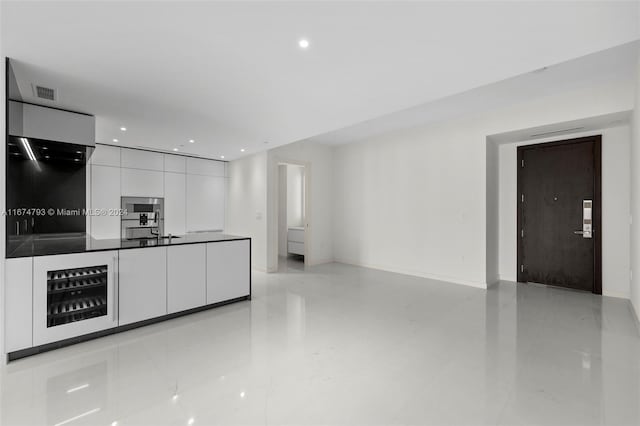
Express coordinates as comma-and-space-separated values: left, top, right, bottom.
4, 232, 251, 361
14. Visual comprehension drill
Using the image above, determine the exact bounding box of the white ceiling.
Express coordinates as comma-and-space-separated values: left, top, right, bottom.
1, 1, 639, 160
310, 41, 639, 145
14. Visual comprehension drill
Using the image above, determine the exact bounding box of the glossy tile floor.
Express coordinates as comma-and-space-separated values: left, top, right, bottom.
2, 260, 640, 426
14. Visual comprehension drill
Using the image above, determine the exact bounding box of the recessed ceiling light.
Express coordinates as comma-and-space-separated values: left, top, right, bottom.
173, 148, 179, 152
240, 148, 245, 152
220, 155, 225, 159
120, 127, 127, 131
113, 138, 118, 143
298, 39, 310, 49
189, 139, 195, 143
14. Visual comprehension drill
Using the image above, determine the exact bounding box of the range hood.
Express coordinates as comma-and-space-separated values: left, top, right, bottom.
8, 100, 95, 148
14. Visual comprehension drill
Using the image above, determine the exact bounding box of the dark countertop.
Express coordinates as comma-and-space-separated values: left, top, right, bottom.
6, 232, 250, 258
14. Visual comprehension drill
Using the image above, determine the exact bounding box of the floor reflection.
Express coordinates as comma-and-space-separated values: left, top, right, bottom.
1, 264, 639, 425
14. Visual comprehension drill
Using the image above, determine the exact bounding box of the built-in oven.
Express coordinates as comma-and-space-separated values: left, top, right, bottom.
33, 251, 119, 346
121, 197, 164, 240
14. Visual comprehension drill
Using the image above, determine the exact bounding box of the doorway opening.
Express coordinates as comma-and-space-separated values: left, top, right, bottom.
517, 136, 602, 294
277, 163, 307, 271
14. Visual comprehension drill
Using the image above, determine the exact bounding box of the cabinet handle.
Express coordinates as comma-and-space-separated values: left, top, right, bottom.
112, 256, 119, 323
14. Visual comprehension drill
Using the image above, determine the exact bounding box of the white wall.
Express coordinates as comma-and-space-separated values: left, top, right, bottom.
1, 52, 7, 361
486, 139, 500, 286
287, 165, 304, 228
332, 75, 635, 289
498, 126, 631, 298
631, 48, 640, 320
225, 152, 268, 271
278, 165, 287, 257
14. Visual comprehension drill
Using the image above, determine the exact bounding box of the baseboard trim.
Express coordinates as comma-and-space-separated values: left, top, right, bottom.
334, 259, 486, 289
630, 300, 640, 332
602, 290, 631, 300
7, 295, 250, 362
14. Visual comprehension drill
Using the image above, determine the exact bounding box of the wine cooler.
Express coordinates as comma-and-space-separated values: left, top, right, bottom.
34, 251, 119, 346
47, 266, 108, 327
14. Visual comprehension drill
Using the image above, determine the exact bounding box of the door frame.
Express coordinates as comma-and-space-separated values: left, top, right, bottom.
273, 159, 310, 269
516, 135, 602, 294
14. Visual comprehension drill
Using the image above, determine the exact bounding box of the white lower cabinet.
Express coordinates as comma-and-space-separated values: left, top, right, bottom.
206, 240, 250, 304
5, 258, 33, 352
167, 244, 206, 313
118, 247, 167, 325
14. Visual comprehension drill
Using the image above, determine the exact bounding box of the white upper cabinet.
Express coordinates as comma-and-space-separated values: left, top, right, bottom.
89, 146, 227, 238
121, 168, 164, 197
121, 148, 164, 171
164, 154, 186, 173
90, 144, 120, 167
164, 172, 186, 235
186, 157, 225, 177
91, 165, 121, 239
186, 174, 225, 232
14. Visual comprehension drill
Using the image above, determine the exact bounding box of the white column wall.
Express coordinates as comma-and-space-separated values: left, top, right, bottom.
225, 151, 268, 271
630, 47, 640, 319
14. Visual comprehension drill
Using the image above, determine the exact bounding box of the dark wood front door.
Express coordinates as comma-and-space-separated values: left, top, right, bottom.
517, 136, 602, 294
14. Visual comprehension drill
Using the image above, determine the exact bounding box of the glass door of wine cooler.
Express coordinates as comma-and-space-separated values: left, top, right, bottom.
33, 251, 118, 346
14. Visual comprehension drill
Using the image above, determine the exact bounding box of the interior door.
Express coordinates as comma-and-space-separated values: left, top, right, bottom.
517, 136, 601, 293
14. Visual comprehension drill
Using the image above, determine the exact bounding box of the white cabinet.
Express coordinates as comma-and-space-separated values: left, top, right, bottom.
187, 157, 225, 177
164, 172, 186, 236
121, 148, 164, 171
287, 227, 305, 255
167, 244, 206, 313
118, 247, 167, 325
206, 240, 250, 304
90, 144, 120, 167
91, 165, 121, 239
164, 154, 186, 173
5, 257, 33, 352
33, 251, 119, 346
121, 168, 164, 197
89, 147, 227, 238
186, 174, 225, 232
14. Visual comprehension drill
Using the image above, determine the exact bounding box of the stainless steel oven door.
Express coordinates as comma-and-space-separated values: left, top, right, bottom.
33, 250, 119, 346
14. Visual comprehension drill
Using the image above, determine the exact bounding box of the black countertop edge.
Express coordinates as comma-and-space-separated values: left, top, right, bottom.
6, 233, 251, 259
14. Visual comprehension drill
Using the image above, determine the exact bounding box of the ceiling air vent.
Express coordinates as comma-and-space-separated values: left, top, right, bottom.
32, 84, 57, 101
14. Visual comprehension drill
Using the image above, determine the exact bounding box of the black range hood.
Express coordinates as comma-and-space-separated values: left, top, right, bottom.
8, 100, 95, 163
8, 136, 92, 165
